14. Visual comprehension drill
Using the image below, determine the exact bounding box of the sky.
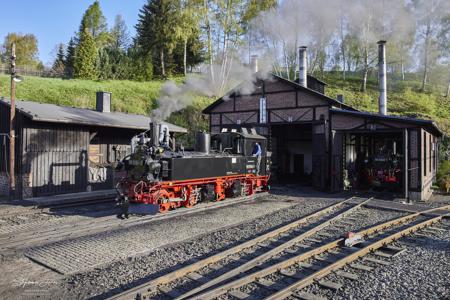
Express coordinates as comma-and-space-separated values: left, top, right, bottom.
0, 0, 146, 66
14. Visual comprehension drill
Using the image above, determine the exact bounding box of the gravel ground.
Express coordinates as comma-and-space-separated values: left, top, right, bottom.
53, 193, 345, 299
235, 206, 409, 299
1, 188, 449, 300
331, 218, 450, 300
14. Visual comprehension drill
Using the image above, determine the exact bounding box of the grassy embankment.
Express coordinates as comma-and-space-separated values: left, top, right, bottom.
0, 73, 449, 135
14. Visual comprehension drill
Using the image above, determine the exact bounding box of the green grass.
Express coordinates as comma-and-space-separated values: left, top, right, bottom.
0, 74, 171, 114
1, 72, 449, 135
322, 73, 450, 135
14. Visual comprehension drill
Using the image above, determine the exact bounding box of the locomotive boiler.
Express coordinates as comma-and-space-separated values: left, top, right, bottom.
115, 123, 271, 213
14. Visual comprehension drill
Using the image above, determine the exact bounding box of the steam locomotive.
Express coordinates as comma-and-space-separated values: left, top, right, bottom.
115, 123, 271, 213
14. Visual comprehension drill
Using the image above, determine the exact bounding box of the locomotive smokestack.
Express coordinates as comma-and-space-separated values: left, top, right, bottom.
378, 40, 387, 115
151, 122, 160, 147
250, 55, 259, 73
298, 46, 307, 88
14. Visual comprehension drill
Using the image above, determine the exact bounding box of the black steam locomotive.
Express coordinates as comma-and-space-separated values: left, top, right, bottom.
115, 123, 271, 212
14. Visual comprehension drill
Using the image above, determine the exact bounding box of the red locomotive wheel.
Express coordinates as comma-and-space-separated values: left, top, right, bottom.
159, 203, 170, 213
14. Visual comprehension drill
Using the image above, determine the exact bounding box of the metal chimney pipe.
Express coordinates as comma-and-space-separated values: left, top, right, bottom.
298, 46, 307, 88
250, 55, 258, 73
378, 40, 387, 115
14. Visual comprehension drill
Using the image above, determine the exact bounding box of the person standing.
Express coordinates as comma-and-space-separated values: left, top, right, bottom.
252, 142, 262, 175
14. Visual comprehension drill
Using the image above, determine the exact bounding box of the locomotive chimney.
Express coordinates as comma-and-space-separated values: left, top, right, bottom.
298, 46, 307, 88
250, 55, 259, 73
151, 122, 160, 147
378, 40, 387, 115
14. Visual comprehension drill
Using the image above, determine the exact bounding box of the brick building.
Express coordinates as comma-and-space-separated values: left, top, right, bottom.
203, 44, 442, 201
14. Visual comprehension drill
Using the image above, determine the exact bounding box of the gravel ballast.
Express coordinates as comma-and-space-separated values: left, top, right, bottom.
56, 193, 346, 299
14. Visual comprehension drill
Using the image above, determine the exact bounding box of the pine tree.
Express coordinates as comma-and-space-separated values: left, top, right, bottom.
65, 37, 76, 78
79, 0, 109, 48
136, 0, 179, 77
50, 43, 66, 77
74, 29, 98, 79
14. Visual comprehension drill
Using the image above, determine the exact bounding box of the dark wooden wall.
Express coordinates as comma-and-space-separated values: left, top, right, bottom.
0, 101, 143, 198
21, 121, 90, 196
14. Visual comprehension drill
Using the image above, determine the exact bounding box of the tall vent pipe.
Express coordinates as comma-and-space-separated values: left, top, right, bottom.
378, 40, 387, 115
298, 46, 307, 88
250, 55, 259, 73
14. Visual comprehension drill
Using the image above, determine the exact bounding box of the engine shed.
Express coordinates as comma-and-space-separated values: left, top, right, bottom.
203, 49, 442, 201
0, 92, 187, 199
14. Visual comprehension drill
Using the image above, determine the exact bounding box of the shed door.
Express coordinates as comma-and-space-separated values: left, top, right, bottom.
408, 129, 420, 191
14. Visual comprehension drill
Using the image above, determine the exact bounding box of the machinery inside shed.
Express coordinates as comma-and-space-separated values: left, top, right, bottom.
343, 132, 404, 193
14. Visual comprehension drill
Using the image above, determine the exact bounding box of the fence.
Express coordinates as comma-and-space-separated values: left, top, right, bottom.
0, 63, 45, 77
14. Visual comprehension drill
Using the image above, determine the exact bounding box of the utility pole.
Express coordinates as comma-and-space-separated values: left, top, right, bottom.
9, 43, 16, 198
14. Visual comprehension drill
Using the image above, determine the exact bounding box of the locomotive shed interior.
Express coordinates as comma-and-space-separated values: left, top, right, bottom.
343, 131, 404, 194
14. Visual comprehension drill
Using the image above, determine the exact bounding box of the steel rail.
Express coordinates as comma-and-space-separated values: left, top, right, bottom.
192, 204, 450, 300
108, 197, 357, 300
265, 213, 449, 300
0, 193, 265, 251
174, 198, 372, 300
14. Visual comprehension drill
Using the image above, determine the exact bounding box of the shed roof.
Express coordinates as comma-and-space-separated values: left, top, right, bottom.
330, 108, 443, 137
202, 73, 357, 114
0, 98, 187, 133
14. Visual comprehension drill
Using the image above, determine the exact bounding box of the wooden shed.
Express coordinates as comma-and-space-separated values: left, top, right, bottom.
0, 93, 187, 199
203, 73, 442, 201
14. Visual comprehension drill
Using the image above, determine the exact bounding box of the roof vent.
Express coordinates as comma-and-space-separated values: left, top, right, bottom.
96, 91, 111, 113
337, 94, 344, 103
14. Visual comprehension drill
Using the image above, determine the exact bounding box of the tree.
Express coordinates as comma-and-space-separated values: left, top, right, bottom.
110, 15, 130, 50
2, 33, 39, 66
412, 0, 450, 92
175, 0, 204, 75
79, 0, 109, 48
136, 0, 180, 77
50, 43, 66, 77
65, 37, 77, 78
74, 29, 98, 79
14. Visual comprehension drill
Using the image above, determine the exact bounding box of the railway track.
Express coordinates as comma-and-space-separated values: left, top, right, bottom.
108, 201, 450, 300
0, 193, 267, 253
108, 196, 370, 300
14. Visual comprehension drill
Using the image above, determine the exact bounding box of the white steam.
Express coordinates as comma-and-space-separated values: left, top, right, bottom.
151, 53, 273, 121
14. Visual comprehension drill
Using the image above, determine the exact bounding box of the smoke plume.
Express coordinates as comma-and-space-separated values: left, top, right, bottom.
151, 53, 273, 121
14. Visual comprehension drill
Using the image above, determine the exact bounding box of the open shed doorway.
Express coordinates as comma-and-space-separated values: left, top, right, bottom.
343, 131, 405, 194
270, 123, 313, 185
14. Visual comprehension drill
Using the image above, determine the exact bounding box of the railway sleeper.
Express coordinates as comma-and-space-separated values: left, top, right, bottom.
292, 291, 327, 300
318, 279, 343, 291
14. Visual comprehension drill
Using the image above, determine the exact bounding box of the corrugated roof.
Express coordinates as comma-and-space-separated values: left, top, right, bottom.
0, 98, 187, 133
330, 108, 443, 137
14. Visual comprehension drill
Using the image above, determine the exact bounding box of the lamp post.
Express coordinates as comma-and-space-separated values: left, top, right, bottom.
9, 43, 16, 198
